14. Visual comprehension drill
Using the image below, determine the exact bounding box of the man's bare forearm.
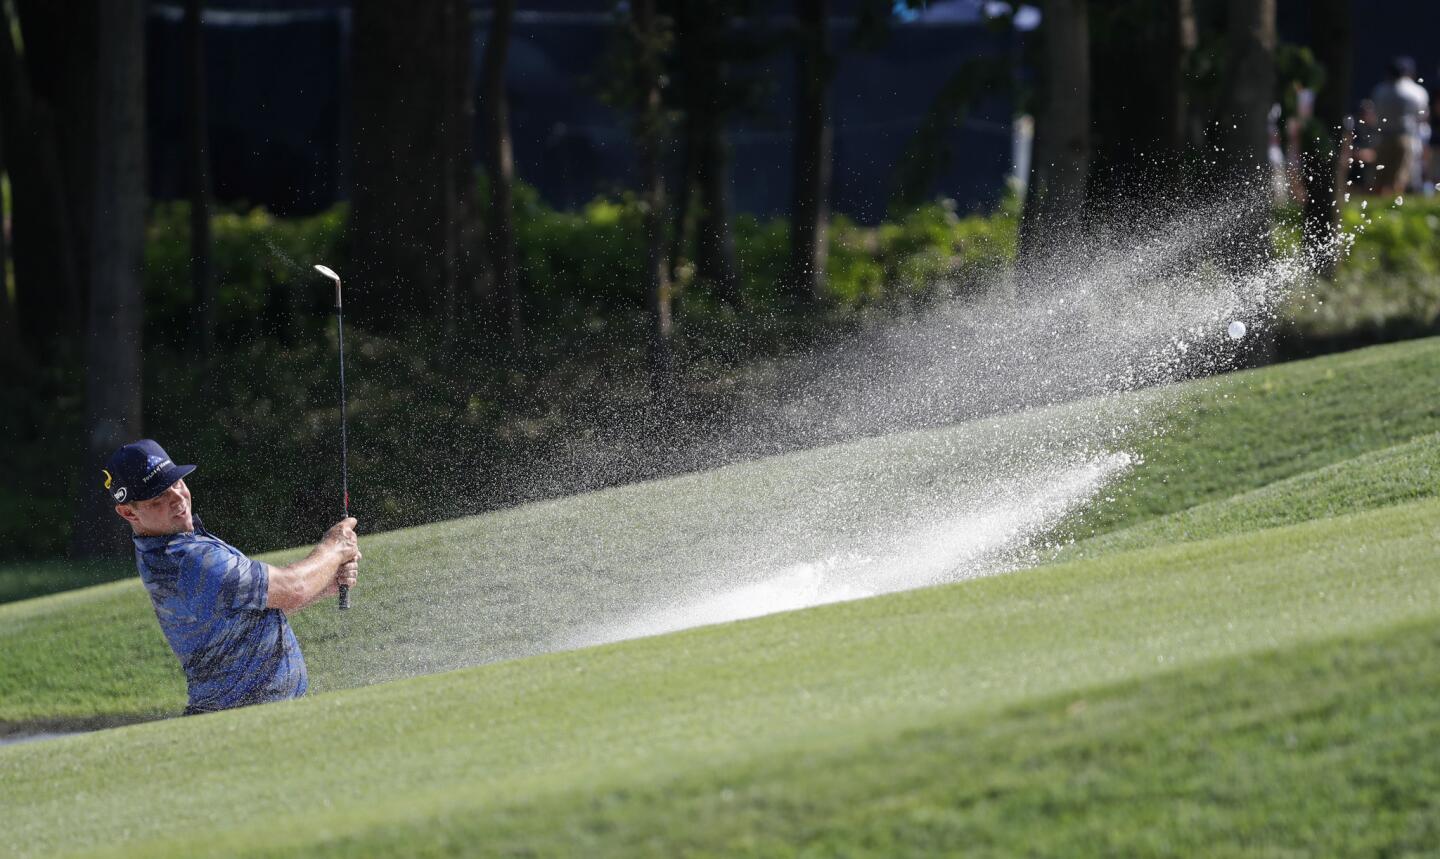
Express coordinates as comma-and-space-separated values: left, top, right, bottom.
265, 518, 357, 613
270, 549, 341, 613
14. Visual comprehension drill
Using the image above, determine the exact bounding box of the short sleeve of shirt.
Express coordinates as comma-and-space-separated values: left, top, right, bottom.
178, 543, 270, 614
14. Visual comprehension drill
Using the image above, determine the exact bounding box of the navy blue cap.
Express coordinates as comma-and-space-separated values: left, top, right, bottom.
102, 440, 196, 504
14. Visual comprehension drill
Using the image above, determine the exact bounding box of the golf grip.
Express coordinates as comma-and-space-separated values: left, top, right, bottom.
339, 583, 350, 610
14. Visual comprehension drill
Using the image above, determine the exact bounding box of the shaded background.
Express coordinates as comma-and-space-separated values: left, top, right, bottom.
141, 1, 1440, 218
3, 0, 1439, 577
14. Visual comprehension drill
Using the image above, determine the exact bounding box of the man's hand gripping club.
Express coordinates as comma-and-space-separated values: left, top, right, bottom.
265, 518, 361, 614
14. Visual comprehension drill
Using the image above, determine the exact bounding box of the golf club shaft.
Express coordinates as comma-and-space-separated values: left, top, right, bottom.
336, 283, 351, 611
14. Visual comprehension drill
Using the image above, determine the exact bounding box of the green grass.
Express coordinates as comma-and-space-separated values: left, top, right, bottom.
2, 497, 1438, 857
0, 584, 185, 728
3, 338, 1440, 728
233, 618, 1440, 856
3, 338, 1440, 856
1075, 336, 1440, 536
0, 558, 132, 604
1064, 430, 1440, 558
4, 336, 1439, 609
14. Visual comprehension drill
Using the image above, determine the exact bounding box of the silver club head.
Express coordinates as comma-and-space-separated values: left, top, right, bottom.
314, 264, 342, 308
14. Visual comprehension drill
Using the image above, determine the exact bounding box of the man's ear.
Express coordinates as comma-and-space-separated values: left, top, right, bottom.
115, 504, 140, 525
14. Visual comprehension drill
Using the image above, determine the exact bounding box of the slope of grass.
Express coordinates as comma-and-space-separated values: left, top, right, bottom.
2, 497, 1438, 857
0, 584, 185, 728
0, 558, 132, 605
3, 337, 1439, 732
1078, 335, 1440, 536
1063, 430, 1440, 558
221, 620, 1440, 857
4, 336, 1440, 609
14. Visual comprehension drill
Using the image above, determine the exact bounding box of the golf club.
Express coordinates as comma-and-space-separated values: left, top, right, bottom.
314, 263, 351, 611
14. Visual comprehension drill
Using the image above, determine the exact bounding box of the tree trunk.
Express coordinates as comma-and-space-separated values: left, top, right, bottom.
1219, 0, 1276, 271
785, 0, 832, 303
1305, 0, 1350, 277
441, 1, 459, 343
0, 111, 23, 373
72, 0, 145, 558
350, 0, 466, 329
676, 1, 738, 303
481, 0, 521, 352
1310, 0, 1351, 138
1086, 0, 1195, 217
20, 0, 97, 338
1221, 0, 1275, 173
185, 0, 217, 360
633, 0, 673, 386
0, 1, 83, 355
694, 112, 738, 303
667, 132, 693, 288
441, 0, 480, 341
1019, 0, 1090, 263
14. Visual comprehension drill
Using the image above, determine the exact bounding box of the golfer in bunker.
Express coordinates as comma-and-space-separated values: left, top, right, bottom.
104, 439, 360, 715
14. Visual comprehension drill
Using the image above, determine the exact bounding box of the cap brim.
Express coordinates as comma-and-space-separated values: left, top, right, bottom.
129, 463, 197, 502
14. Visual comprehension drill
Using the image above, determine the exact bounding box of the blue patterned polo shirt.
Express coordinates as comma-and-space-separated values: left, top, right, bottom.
132, 516, 307, 713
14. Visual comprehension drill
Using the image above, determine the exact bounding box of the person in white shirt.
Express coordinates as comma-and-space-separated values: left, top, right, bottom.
1370, 56, 1429, 195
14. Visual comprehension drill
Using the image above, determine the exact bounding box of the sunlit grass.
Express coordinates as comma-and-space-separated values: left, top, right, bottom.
2, 497, 1437, 856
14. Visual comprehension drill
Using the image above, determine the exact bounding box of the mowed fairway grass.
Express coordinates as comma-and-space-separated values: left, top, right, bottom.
2, 337, 1439, 856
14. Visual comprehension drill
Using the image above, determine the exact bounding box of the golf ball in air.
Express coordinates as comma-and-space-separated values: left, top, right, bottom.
1228, 320, 1247, 340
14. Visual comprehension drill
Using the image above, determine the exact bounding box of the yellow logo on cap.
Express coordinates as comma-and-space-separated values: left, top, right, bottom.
102, 469, 113, 489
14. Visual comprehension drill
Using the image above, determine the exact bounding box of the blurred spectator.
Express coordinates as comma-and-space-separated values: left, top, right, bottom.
1269, 102, 1291, 203
1369, 56, 1429, 195
1426, 77, 1440, 196
1420, 105, 1433, 194
1279, 83, 1316, 204
1349, 99, 1378, 190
